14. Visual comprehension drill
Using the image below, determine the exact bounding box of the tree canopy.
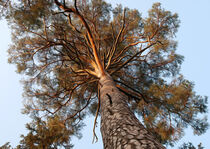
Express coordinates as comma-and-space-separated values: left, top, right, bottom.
0, 0, 208, 148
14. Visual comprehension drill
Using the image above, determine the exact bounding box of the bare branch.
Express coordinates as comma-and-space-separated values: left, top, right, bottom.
43, 18, 49, 40
114, 80, 149, 103
20, 23, 47, 41
64, 88, 93, 123
67, 14, 81, 34
54, 0, 105, 77
54, 0, 75, 12
112, 40, 148, 62
116, 84, 141, 102
106, 8, 126, 69
92, 84, 100, 143
110, 42, 157, 75
150, 58, 175, 68
74, 0, 79, 12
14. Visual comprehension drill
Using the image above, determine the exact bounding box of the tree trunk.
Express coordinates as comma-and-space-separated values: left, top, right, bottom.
99, 74, 165, 149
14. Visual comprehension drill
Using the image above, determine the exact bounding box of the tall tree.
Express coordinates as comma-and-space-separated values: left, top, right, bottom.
2, 0, 208, 148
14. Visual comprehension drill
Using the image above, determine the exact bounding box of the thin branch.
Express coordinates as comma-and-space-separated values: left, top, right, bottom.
106, 9, 126, 69
74, 0, 79, 12
108, 54, 128, 69
45, 80, 86, 115
0, 0, 9, 14
92, 84, 100, 143
114, 80, 149, 103
31, 59, 67, 82
31, 43, 51, 57
54, 0, 105, 77
110, 42, 157, 75
113, 40, 149, 62
67, 14, 82, 34
64, 88, 93, 123
20, 23, 48, 41
43, 18, 49, 40
116, 84, 141, 102
150, 58, 175, 68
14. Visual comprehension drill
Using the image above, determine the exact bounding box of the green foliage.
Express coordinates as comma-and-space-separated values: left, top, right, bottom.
2, 0, 208, 147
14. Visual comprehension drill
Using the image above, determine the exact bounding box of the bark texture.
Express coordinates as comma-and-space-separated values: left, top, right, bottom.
99, 74, 165, 149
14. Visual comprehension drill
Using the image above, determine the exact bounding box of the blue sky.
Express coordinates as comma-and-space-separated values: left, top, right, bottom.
0, 0, 210, 148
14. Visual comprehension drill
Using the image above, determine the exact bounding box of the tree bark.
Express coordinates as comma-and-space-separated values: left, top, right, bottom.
99, 74, 165, 149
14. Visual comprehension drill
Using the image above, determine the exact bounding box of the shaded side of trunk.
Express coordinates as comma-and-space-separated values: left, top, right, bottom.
99, 74, 165, 149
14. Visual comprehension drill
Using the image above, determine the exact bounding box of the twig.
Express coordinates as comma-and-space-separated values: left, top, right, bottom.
110, 42, 157, 75
92, 84, 100, 143
106, 8, 126, 69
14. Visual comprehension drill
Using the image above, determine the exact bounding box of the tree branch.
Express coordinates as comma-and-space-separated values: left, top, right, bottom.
115, 80, 149, 103
110, 42, 157, 75
54, 0, 105, 77
106, 8, 126, 69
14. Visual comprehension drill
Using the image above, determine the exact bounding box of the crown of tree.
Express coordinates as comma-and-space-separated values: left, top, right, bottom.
0, 0, 208, 148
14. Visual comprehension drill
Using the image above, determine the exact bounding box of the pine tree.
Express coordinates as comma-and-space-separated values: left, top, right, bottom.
1, 0, 208, 148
